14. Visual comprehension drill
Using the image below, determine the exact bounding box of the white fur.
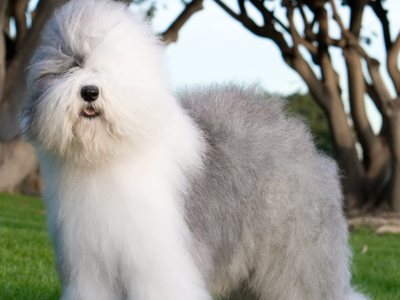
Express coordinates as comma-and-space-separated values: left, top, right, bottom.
21, 0, 370, 299
39, 113, 210, 300
23, 0, 211, 299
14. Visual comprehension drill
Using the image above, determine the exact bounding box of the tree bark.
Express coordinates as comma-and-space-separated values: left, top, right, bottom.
0, 0, 68, 195
294, 2, 366, 211
388, 109, 400, 212
160, 0, 204, 45
0, 0, 7, 100
0, 0, 205, 194
10, 0, 30, 49
215, 0, 399, 214
0, 137, 36, 193
1, 0, 69, 142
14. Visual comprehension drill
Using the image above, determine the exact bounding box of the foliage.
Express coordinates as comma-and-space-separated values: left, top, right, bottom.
1, 193, 399, 299
285, 92, 334, 157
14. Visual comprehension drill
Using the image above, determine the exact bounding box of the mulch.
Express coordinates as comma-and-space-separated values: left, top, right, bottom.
348, 214, 400, 234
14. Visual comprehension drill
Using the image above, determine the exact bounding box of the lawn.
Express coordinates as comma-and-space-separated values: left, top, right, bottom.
0, 193, 399, 300
0, 193, 60, 300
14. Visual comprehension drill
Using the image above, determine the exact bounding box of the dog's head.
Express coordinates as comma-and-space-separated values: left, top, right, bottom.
21, 0, 174, 164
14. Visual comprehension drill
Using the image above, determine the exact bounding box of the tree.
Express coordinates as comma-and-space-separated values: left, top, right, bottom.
286, 92, 334, 157
214, 0, 400, 215
0, 0, 203, 194
0, 0, 69, 194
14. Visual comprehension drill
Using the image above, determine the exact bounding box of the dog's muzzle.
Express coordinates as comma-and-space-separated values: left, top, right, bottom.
81, 86, 99, 102
81, 86, 101, 118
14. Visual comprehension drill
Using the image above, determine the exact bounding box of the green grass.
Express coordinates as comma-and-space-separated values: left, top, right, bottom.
350, 226, 400, 300
0, 193, 60, 300
1, 193, 399, 300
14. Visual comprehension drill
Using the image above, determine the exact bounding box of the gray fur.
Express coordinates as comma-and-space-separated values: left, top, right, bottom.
20, 0, 369, 299
179, 85, 360, 299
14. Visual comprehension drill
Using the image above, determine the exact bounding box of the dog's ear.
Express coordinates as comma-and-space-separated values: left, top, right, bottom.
20, 91, 38, 142
20, 74, 49, 142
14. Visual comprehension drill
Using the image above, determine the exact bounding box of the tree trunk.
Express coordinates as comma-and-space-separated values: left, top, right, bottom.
0, 137, 37, 193
1, 0, 70, 142
0, 0, 7, 99
214, 0, 400, 214
0, 0, 69, 194
327, 105, 366, 211
0, 0, 204, 194
386, 106, 400, 212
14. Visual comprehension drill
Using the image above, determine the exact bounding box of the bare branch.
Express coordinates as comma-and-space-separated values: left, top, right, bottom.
0, 0, 70, 142
290, 54, 330, 111
335, 0, 378, 166
234, 0, 272, 37
387, 33, 400, 95
367, 58, 393, 117
214, 0, 292, 55
328, 37, 346, 48
369, 0, 391, 51
10, 0, 30, 49
329, 0, 369, 59
283, 1, 317, 55
365, 79, 383, 115
160, 0, 204, 45
368, 1, 400, 95
345, 47, 377, 161
214, 0, 241, 22
238, 0, 246, 16
0, 0, 8, 101
297, 0, 310, 27
214, 0, 330, 110
347, 0, 369, 37
297, 0, 317, 42
248, 0, 289, 33
331, 0, 396, 118
311, 3, 341, 98
286, 2, 299, 49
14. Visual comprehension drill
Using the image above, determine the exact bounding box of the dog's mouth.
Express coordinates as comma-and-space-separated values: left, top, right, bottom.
82, 106, 100, 119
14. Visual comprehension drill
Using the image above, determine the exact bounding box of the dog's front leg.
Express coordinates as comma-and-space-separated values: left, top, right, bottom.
56, 253, 123, 300
51, 229, 123, 300
116, 207, 212, 300
123, 257, 213, 300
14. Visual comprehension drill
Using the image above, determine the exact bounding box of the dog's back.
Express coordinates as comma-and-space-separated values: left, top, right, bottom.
179, 85, 363, 300
21, 0, 369, 298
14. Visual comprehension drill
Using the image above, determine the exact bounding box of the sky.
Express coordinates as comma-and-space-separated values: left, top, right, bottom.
131, 0, 400, 133
25, 0, 400, 133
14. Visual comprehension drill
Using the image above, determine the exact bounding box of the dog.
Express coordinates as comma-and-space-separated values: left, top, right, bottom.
20, 0, 369, 299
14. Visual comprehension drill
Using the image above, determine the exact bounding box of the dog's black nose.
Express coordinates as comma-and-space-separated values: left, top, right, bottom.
81, 86, 99, 102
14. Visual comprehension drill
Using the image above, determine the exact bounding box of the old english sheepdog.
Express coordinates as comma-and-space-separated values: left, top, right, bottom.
20, 0, 368, 299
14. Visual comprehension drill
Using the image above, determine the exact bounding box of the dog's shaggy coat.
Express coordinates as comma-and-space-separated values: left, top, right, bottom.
21, 0, 369, 299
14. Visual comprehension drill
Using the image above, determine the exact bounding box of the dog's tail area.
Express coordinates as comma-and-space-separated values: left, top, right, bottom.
347, 290, 370, 300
